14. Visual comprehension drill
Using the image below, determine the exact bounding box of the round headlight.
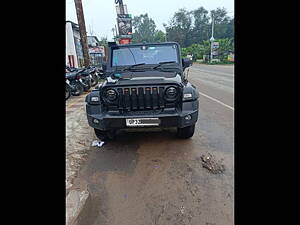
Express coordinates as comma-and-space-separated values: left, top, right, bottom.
105, 89, 117, 101
165, 87, 177, 100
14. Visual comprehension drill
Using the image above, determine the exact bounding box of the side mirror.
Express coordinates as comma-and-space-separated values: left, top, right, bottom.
182, 58, 192, 70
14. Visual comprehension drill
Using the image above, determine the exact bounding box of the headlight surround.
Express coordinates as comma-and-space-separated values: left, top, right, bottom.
104, 89, 117, 101
165, 86, 178, 101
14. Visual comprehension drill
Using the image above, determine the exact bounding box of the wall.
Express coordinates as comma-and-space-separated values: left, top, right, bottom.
66, 22, 79, 68
72, 29, 84, 67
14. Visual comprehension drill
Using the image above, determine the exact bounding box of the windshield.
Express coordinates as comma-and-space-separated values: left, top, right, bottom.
112, 44, 179, 67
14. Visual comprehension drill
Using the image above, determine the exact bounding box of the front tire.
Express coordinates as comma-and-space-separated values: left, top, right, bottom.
91, 74, 99, 86
65, 87, 71, 100
177, 125, 195, 139
83, 81, 91, 92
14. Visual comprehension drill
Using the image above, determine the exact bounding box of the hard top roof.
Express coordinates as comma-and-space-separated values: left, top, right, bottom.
109, 41, 180, 48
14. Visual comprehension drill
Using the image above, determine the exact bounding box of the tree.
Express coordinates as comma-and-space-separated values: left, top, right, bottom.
154, 30, 166, 42
215, 38, 234, 61
210, 8, 232, 39
224, 18, 234, 39
132, 13, 157, 43
191, 7, 210, 43
165, 8, 193, 47
130, 6, 234, 55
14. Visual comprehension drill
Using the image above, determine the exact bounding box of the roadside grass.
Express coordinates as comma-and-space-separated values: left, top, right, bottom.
195, 60, 234, 65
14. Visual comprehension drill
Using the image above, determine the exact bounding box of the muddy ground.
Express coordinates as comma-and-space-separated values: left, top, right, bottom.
67, 64, 234, 225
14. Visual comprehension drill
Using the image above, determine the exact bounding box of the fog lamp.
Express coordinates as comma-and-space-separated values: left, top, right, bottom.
184, 115, 192, 120
91, 96, 99, 102
93, 119, 99, 124
183, 93, 192, 99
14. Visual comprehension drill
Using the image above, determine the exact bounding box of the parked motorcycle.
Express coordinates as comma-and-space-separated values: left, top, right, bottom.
85, 66, 99, 87
79, 70, 92, 92
66, 66, 92, 92
65, 71, 84, 98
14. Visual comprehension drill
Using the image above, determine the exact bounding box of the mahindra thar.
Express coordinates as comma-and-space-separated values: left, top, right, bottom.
85, 42, 199, 140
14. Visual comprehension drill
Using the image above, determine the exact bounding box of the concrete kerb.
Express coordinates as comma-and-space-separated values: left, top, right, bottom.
66, 188, 92, 225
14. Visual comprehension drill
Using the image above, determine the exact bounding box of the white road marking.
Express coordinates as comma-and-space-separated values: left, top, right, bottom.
199, 91, 234, 111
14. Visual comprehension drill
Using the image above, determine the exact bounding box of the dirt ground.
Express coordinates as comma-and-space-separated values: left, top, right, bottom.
66, 64, 234, 225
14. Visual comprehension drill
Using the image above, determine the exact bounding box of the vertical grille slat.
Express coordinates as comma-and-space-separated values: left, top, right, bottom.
124, 88, 130, 110
117, 88, 123, 110
159, 87, 165, 108
145, 87, 152, 109
131, 88, 138, 110
152, 87, 159, 109
138, 87, 144, 109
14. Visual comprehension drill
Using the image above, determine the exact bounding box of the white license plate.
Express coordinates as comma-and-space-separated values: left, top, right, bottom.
126, 118, 160, 127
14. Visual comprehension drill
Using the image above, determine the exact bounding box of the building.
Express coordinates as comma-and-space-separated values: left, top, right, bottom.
87, 36, 100, 47
87, 36, 106, 66
66, 21, 84, 68
66, 21, 107, 68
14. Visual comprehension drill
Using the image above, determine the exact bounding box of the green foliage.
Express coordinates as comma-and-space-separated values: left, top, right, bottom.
166, 7, 234, 47
98, 37, 108, 47
204, 61, 234, 65
154, 30, 166, 42
191, 7, 210, 43
216, 38, 234, 61
132, 14, 157, 43
181, 41, 210, 61
181, 38, 234, 63
131, 14, 166, 43
164, 8, 193, 47
129, 6, 234, 65
181, 48, 189, 58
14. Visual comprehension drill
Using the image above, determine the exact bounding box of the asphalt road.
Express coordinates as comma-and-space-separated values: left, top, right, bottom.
70, 64, 234, 225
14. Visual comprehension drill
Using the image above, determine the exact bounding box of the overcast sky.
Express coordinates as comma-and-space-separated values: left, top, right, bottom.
66, 0, 234, 41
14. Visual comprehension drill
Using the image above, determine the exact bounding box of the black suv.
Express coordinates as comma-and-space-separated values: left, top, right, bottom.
85, 42, 199, 140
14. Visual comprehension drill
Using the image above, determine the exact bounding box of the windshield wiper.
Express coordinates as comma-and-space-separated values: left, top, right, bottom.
152, 61, 177, 70
123, 63, 146, 71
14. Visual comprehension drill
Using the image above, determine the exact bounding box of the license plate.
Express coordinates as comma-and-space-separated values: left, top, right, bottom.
126, 118, 160, 127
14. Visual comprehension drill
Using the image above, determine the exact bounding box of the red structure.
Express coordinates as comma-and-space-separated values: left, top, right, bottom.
119, 38, 131, 45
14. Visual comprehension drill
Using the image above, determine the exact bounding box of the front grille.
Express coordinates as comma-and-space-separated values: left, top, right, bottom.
105, 86, 179, 112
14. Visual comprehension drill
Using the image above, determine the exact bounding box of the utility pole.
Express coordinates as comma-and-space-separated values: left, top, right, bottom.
210, 15, 215, 63
74, 0, 90, 67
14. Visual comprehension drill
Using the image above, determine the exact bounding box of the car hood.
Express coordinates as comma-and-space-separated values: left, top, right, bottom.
105, 70, 183, 86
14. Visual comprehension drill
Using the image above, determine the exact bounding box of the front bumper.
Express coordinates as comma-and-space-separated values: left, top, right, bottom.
86, 100, 199, 131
